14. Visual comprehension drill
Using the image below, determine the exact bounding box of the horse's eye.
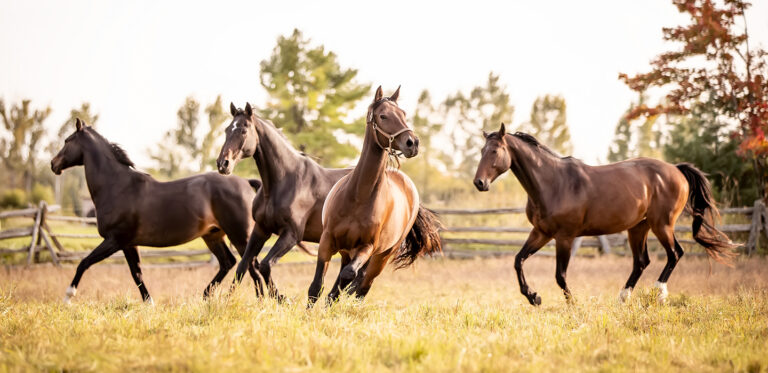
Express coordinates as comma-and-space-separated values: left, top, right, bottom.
380, 115, 388, 120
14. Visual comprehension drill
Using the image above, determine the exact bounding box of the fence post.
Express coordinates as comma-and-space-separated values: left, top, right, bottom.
746, 200, 764, 256
26, 202, 43, 266
597, 235, 611, 255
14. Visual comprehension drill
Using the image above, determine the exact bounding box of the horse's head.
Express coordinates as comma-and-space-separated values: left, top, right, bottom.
51, 118, 90, 175
368, 85, 419, 158
474, 123, 512, 191
217, 102, 258, 175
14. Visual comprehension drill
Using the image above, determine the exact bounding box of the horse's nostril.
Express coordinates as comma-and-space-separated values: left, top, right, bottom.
223, 160, 229, 169
406, 138, 414, 147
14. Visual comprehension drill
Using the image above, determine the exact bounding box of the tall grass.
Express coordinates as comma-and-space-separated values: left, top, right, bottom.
1, 256, 766, 372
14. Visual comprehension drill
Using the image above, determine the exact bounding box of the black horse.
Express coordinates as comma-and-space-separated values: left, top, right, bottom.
51, 119, 263, 303
217, 103, 351, 299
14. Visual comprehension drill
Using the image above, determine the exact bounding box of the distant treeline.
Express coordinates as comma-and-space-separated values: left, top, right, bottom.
2, 0, 767, 212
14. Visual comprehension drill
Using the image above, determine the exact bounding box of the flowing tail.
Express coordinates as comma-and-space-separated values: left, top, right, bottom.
393, 205, 444, 269
676, 163, 738, 265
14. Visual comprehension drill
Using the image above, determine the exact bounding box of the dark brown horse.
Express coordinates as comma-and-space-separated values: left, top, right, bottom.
51, 119, 262, 304
216, 102, 350, 299
308, 86, 443, 305
473, 123, 737, 305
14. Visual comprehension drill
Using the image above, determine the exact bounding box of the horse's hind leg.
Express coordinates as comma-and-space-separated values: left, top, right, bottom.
202, 235, 236, 298
228, 233, 264, 297
554, 237, 574, 302
650, 224, 684, 303
308, 233, 334, 308
514, 229, 552, 306
123, 246, 152, 304
260, 231, 300, 300
65, 238, 121, 304
620, 220, 651, 303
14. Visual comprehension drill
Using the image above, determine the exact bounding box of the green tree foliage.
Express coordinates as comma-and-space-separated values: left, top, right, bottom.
259, 29, 371, 167
607, 95, 664, 162
664, 100, 758, 206
620, 0, 768, 198
443, 72, 514, 178
401, 90, 447, 202
200, 95, 227, 172
519, 95, 572, 154
0, 99, 51, 192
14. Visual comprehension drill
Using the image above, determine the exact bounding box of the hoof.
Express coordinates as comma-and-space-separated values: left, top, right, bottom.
145, 297, 155, 306
619, 287, 632, 303
527, 293, 541, 306
64, 286, 76, 304
654, 281, 668, 304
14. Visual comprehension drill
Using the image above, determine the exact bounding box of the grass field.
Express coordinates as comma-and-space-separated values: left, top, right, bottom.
1, 255, 767, 372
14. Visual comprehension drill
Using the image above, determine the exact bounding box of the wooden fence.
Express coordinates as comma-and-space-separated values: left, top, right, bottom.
1, 200, 766, 266
433, 200, 766, 259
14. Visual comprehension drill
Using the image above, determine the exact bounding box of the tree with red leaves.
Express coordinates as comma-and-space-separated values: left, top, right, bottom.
620, 0, 768, 199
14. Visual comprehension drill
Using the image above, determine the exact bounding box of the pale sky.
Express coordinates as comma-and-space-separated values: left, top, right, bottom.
2, 0, 767, 167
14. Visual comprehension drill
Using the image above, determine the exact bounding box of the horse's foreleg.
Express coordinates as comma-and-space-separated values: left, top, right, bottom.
651, 225, 684, 303
202, 237, 236, 299
260, 231, 300, 300
620, 221, 651, 303
555, 237, 574, 303
308, 233, 333, 308
353, 253, 388, 300
327, 252, 351, 301
65, 239, 121, 304
233, 231, 268, 296
123, 246, 152, 304
514, 229, 551, 306
329, 244, 373, 304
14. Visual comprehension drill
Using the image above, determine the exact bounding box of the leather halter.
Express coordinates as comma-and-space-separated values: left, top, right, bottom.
366, 97, 414, 157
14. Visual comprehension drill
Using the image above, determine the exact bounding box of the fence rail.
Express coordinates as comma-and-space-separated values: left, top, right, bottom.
1, 200, 766, 266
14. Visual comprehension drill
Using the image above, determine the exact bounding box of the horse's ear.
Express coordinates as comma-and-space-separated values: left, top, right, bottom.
482, 130, 490, 138
390, 85, 401, 102
374, 85, 383, 102
498, 122, 506, 137
245, 102, 253, 117
230, 102, 237, 116
75, 118, 83, 131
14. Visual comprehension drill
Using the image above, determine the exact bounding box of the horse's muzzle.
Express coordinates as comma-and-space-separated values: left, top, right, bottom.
51, 158, 62, 175
217, 158, 233, 175
474, 178, 489, 192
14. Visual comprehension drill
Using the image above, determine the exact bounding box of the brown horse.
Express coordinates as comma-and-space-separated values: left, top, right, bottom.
473, 123, 737, 305
216, 102, 351, 299
51, 119, 262, 303
308, 86, 443, 306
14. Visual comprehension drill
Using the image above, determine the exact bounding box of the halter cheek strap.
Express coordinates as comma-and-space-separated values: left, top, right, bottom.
367, 97, 415, 159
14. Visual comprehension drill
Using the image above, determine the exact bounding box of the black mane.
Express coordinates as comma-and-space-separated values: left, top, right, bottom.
511, 131, 566, 159
87, 128, 135, 168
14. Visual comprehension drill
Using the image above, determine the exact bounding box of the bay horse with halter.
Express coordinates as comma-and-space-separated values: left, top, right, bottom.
308, 86, 443, 306
51, 119, 263, 303
216, 102, 350, 299
473, 123, 737, 305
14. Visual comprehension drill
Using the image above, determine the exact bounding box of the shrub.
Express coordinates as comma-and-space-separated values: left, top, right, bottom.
29, 183, 54, 205
0, 189, 27, 209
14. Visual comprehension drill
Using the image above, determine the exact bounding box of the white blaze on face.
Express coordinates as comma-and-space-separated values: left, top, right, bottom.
655, 281, 668, 302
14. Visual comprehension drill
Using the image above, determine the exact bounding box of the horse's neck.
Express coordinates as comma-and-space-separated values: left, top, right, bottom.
82, 142, 139, 206
347, 126, 388, 202
252, 119, 304, 198
506, 135, 563, 208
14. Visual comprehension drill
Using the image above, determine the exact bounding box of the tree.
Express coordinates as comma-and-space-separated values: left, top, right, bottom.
400, 90, 447, 202
259, 29, 371, 167
607, 95, 664, 162
665, 99, 758, 205
443, 72, 515, 178
0, 99, 51, 192
150, 96, 200, 179
620, 0, 768, 198
200, 95, 227, 171
519, 95, 572, 154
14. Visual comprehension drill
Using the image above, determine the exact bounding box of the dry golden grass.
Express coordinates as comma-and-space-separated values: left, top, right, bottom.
1, 255, 767, 372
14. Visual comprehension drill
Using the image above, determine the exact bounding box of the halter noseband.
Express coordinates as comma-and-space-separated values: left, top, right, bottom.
366, 97, 414, 158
